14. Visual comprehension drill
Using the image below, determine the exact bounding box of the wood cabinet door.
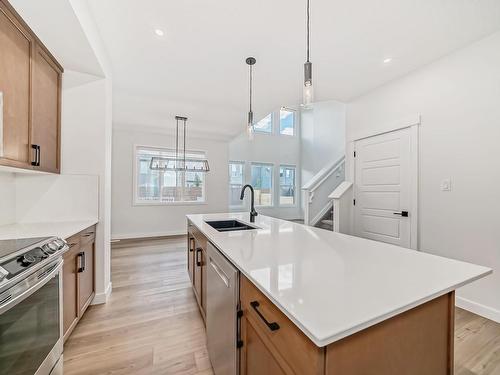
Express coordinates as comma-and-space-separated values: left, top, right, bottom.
187, 236, 195, 285
0, 2, 33, 168
193, 241, 203, 308
201, 248, 207, 314
63, 243, 79, 341
240, 316, 287, 375
78, 240, 95, 316
32, 44, 61, 173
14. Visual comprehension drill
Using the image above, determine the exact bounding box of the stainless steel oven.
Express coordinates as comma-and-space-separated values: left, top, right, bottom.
0, 237, 66, 375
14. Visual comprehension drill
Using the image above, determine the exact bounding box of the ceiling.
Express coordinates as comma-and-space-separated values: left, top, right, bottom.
10, 0, 104, 78
86, 0, 500, 138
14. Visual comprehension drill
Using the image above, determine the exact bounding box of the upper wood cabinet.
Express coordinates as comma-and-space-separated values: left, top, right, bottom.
32, 44, 62, 173
0, 0, 63, 173
0, 2, 33, 168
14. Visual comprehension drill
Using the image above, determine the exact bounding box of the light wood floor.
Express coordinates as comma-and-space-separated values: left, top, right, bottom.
63, 237, 500, 375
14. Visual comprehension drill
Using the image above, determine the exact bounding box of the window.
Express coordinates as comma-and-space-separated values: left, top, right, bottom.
279, 108, 295, 136
135, 146, 205, 204
253, 113, 272, 134
279, 165, 295, 205
229, 161, 245, 206
251, 163, 273, 206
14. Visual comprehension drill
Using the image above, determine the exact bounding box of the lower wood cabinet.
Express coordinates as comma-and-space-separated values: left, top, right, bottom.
62, 224, 96, 342
188, 223, 208, 321
240, 275, 325, 375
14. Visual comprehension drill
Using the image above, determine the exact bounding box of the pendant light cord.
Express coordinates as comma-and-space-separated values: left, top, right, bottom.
306, 0, 310, 62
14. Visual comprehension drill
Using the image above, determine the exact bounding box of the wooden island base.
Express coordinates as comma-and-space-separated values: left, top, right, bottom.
240, 274, 454, 375
187, 222, 455, 375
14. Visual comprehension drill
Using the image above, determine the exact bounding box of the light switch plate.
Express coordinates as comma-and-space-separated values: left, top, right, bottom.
441, 178, 451, 191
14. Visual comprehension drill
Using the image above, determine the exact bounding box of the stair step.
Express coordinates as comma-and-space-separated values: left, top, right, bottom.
321, 219, 333, 225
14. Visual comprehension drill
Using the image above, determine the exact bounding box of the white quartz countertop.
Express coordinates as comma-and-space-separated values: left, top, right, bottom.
0, 220, 98, 240
187, 213, 492, 347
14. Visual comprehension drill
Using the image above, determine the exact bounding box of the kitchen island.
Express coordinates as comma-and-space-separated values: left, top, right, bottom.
187, 213, 491, 375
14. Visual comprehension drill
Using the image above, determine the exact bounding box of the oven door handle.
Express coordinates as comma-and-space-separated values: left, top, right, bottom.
0, 260, 62, 315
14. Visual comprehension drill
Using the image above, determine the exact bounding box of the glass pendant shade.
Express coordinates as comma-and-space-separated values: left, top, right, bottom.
247, 110, 254, 140
149, 157, 210, 172
303, 82, 314, 106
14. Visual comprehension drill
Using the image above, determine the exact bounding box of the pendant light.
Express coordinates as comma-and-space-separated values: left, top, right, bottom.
246, 57, 256, 140
303, 0, 313, 106
149, 116, 210, 172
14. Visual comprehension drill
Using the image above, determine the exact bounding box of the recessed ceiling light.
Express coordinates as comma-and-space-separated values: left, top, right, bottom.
383, 57, 393, 64
154, 29, 165, 37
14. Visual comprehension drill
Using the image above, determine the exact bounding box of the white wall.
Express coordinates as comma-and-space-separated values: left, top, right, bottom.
112, 128, 229, 238
229, 127, 302, 220
301, 100, 346, 184
0, 173, 16, 226
346, 31, 500, 322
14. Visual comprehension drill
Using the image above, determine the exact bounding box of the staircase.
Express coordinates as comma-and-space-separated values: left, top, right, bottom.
302, 156, 345, 229
315, 206, 334, 231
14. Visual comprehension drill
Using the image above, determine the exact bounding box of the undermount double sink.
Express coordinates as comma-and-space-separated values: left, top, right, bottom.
205, 220, 259, 232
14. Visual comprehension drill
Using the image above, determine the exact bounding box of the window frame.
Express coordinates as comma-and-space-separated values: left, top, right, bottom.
250, 162, 275, 207
133, 144, 208, 206
279, 107, 296, 137
278, 164, 297, 207
228, 160, 246, 208
253, 113, 273, 135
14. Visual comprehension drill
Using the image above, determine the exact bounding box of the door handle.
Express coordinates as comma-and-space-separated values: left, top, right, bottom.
393, 211, 409, 217
250, 301, 280, 331
209, 258, 229, 288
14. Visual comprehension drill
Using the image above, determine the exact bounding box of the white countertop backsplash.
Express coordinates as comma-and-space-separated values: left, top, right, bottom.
0, 220, 98, 240
187, 212, 492, 347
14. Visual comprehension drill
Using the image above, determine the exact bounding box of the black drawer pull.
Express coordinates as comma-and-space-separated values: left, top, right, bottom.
77, 252, 86, 273
250, 301, 280, 331
196, 248, 202, 266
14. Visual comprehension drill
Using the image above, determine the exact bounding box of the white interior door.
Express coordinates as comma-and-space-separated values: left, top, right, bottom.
354, 128, 413, 248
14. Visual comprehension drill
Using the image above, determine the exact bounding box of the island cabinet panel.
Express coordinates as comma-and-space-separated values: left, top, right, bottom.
240, 275, 325, 375
187, 235, 195, 284
188, 222, 207, 322
0, 2, 33, 168
325, 292, 455, 375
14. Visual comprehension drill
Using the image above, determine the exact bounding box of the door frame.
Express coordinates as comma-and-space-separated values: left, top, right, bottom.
347, 115, 420, 250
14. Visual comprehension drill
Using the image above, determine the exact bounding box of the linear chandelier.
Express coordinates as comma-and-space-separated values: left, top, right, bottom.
149, 116, 210, 172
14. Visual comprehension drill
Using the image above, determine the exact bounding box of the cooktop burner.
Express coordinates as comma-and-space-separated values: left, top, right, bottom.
0, 237, 49, 259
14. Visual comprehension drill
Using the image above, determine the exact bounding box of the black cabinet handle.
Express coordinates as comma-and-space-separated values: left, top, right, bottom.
196, 248, 202, 266
250, 301, 280, 331
189, 238, 194, 252
31, 144, 40, 166
37, 145, 40, 166
77, 251, 86, 273
393, 211, 409, 217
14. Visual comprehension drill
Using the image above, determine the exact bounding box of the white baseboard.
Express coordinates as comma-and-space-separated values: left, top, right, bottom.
92, 282, 112, 305
456, 296, 500, 323
111, 230, 186, 240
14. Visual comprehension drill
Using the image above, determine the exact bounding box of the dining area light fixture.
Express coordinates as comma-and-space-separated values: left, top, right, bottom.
246, 56, 256, 140
303, 0, 314, 106
149, 116, 210, 172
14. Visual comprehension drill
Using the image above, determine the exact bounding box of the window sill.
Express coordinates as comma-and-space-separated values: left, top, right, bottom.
133, 201, 207, 207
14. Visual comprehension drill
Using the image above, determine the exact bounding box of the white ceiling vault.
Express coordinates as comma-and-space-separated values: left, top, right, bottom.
86, 0, 500, 138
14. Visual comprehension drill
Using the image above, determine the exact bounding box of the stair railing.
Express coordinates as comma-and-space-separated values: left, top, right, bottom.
302, 155, 345, 226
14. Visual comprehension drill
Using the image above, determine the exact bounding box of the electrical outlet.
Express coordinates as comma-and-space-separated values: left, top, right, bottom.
441, 178, 451, 192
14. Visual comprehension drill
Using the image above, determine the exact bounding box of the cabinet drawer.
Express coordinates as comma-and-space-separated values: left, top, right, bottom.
80, 225, 96, 245
240, 276, 324, 375
189, 225, 207, 250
